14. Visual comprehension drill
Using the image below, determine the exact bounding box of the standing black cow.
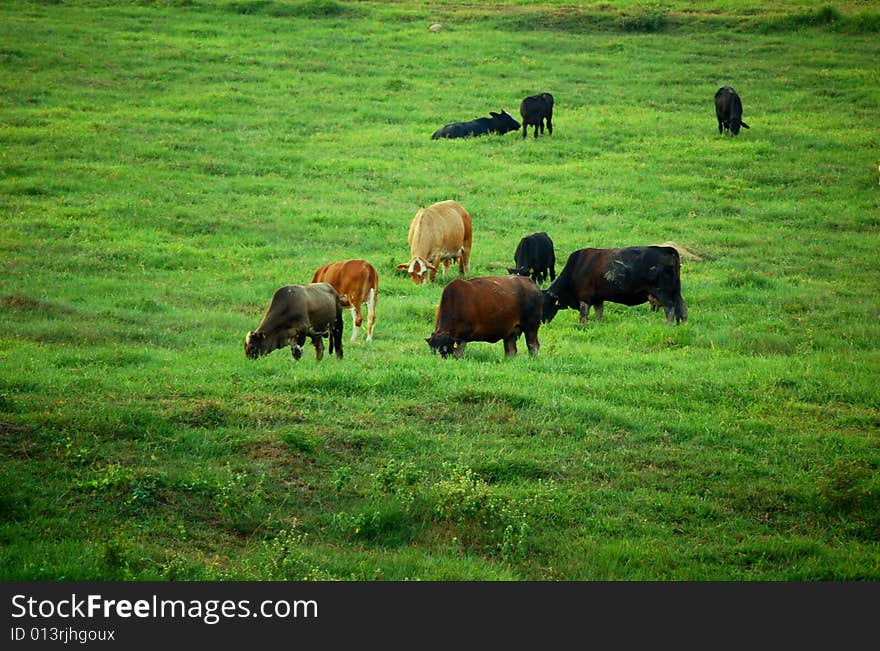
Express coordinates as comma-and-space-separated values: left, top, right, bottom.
542, 246, 687, 325
431, 110, 520, 139
520, 92, 554, 139
507, 232, 556, 285
714, 86, 750, 136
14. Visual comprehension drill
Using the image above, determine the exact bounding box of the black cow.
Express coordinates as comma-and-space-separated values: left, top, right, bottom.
542, 246, 687, 325
507, 231, 556, 285
714, 86, 750, 136
431, 110, 520, 139
520, 92, 554, 139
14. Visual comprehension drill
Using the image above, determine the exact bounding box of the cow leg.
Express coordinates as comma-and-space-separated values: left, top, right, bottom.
350, 306, 361, 342
525, 329, 540, 356
312, 335, 324, 361
365, 288, 377, 342
578, 301, 591, 323
594, 302, 604, 322
546, 116, 552, 135
665, 295, 687, 325
503, 336, 518, 357
291, 333, 308, 361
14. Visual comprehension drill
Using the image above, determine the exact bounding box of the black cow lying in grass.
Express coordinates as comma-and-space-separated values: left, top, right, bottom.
431, 110, 520, 139
542, 245, 687, 325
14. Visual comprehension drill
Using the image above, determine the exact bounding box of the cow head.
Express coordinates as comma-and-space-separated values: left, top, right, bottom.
244, 331, 268, 359
729, 117, 743, 135
489, 110, 521, 135
541, 290, 563, 323
396, 256, 436, 284
426, 331, 461, 359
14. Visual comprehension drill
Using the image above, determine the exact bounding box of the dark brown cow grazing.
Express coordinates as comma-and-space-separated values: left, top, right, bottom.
426, 275, 543, 359
542, 246, 687, 325
244, 283, 343, 362
312, 259, 378, 342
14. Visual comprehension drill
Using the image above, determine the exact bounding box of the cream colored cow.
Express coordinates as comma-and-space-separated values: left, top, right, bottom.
396, 200, 472, 285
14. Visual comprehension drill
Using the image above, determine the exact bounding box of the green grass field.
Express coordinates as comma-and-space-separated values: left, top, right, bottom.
1, 0, 878, 580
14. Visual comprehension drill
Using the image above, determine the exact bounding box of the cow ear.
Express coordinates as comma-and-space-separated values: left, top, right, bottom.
490, 111, 499, 117
395, 263, 409, 270
424, 260, 437, 270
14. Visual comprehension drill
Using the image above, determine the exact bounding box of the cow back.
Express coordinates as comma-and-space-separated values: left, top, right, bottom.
312, 259, 378, 305
410, 200, 471, 257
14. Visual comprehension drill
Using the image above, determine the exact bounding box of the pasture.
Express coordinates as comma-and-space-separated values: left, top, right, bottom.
1, 0, 878, 580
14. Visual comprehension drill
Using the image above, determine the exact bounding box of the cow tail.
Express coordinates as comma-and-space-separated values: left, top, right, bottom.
332, 305, 344, 359
673, 251, 687, 324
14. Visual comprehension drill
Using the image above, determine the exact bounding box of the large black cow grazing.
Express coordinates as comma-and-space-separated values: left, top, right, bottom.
507, 231, 556, 285
519, 92, 554, 139
714, 86, 750, 136
244, 283, 344, 362
427, 275, 543, 359
542, 246, 687, 325
431, 110, 520, 139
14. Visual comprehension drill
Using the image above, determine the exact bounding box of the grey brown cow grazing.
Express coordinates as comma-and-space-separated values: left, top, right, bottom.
431, 110, 520, 139
519, 92, 554, 139
396, 199, 473, 285
427, 275, 543, 359
714, 86, 750, 136
244, 283, 344, 362
542, 246, 687, 325
311, 259, 379, 342
508, 231, 556, 285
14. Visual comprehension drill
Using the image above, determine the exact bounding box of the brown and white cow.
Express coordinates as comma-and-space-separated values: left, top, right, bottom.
426, 275, 543, 359
396, 199, 473, 284
542, 245, 687, 325
312, 259, 378, 342
244, 283, 343, 362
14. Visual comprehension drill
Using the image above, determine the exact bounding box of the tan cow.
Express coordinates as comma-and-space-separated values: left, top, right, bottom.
396, 199, 473, 284
312, 259, 378, 342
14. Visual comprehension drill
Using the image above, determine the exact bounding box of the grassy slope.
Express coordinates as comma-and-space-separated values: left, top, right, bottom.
1, 1, 878, 580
